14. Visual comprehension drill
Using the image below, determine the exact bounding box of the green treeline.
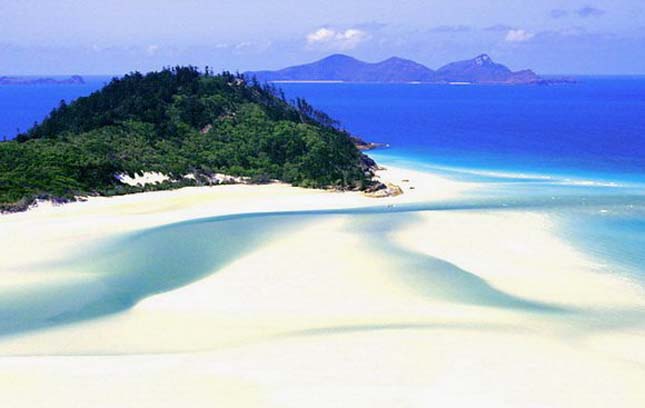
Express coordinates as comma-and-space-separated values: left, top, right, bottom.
0, 67, 373, 211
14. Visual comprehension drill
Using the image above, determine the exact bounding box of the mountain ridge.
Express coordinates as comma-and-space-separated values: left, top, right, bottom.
248, 54, 435, 83
246, 54, 554, 85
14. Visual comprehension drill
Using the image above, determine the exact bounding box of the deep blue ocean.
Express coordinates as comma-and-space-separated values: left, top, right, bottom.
278, 79, 645, 184
2, 77, 644, 184
2, 77, 644, 180
278, 79, 645, 282
1, 77, 644, 336
0, 76, 112, 139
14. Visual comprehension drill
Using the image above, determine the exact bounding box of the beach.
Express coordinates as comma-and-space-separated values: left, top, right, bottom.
1, 165, 644, 407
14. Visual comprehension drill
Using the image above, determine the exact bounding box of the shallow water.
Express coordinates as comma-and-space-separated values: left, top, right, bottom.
1, 165, 643, 339
1, 80, 644, 342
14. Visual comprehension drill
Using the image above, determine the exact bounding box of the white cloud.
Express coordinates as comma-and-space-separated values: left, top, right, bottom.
307, 28, 335, 43
306, 27, 370, 50
233, 40, 272, 54
146, 44, 160, 56
505, 29, 535, 42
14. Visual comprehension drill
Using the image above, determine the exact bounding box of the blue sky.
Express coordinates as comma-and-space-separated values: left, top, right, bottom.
1, 0, 644, 74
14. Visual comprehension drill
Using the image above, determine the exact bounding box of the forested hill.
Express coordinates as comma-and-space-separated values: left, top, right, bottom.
0, 67, 374, 212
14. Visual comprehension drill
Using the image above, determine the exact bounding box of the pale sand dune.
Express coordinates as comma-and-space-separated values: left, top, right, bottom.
393, 211, 645, 309
0, 166, 644, 407
2, 331, 644, 408
0, 166, 467, 274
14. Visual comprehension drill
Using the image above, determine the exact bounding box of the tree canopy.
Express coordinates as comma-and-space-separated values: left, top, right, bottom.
0, 67, 374, 211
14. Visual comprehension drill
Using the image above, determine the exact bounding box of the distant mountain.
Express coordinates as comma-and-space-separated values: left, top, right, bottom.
246, 54, 551, 85
247, 54, 435, 83
435, 54, 541, 84
0, 75, 85, 86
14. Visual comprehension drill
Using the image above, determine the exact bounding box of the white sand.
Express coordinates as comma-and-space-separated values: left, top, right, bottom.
0, 166, 644, 407
116, 171, 170, 187
0, 166, 466, 274
393, 211, 645, 309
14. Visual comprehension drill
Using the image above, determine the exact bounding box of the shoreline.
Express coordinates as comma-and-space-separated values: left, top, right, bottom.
0, 165, 470, 274
1, 164, 644, 407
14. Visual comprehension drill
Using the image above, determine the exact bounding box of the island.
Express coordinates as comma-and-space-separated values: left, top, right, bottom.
0, 67, 378, 212
248, 54, 436, 83
0, 75, 85, 85
246, 54, 569, 85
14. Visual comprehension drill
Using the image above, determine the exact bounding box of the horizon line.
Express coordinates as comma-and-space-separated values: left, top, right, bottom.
4, 72, 645, 78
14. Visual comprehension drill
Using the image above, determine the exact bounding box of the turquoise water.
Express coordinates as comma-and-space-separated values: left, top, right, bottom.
2, 178, 643, 337
1, 80, 644, 338
0, 214, 309, 336
372, 150, 645, 279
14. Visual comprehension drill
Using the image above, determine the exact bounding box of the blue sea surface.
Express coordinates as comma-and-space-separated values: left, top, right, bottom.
279, 78, 645, 184
1, 77, 644, 337
3, 77, 644, 183
0, 76, 110, 139
277, 79, 645, 285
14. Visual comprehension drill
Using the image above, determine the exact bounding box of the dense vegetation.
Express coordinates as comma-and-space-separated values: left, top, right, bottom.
0, 67, 374, 211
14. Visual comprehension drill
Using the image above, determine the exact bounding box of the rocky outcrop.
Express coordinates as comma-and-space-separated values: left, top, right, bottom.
364, 182, 403, 198
351, 136, 387, 151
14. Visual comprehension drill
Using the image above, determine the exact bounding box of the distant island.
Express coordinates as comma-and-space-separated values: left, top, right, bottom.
0, 67, 377, 212
0, 75, 85, 86
246, 54, 569, 85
